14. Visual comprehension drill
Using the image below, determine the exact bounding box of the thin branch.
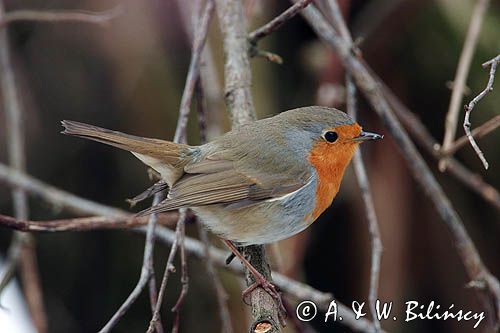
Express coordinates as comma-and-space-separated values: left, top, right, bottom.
463, 54, 499, 170
197, 222, 233, 333
346, 74, 383, 333
147, 211, 186, 333
441, 114, 500, 157
179, 2, 233, 331
295, 2, 500, 329
0, 171, 382, 333
144, 2, 215, 331
0, 1, 46, 331
0, 5, 123, 27
381, 83, 500, 214
324, 2, 382, 331
0, 213, 179, 232
174, 0, 215, 144
0, 163, 127, 217
215, 0, 281, 331
171, 218, 188, 333
248, 0, 313, 43
439, 0, 490, 171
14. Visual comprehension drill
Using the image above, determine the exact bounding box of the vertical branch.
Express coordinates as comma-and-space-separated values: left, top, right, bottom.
214, 0, 256, 124
346, 75, 382, 333
439, 0, 490, 171
214, 0, 281, 332
0, 2, 47, 333
324, 1, 383, 330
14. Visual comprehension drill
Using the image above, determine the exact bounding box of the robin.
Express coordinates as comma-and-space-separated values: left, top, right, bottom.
61, 106, 382, 310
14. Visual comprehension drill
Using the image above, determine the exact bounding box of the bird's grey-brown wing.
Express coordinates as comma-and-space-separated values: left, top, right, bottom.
137, 153, 310, 216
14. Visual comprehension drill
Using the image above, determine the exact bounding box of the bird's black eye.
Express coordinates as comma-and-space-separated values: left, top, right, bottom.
323, 131, 338, 143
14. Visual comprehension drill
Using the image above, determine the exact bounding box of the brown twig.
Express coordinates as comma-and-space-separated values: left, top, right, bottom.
0, 2, 47, 331
323, 1, 382, 330
0, 213, 179, 232
0, 5, 123, 27
215, 0, 282, 331
439, 0, 490, 171
295, 2, 500, 329
248, 0, 313, 43
0, 170, 382, 333
462, 54, 500, 170
441, 114, 500, 157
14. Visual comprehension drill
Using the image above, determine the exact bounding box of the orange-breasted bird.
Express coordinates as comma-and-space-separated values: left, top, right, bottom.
61, 106, 382, 307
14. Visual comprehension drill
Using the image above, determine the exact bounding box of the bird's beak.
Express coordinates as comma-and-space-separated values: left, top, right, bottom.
352, 131, 383, 142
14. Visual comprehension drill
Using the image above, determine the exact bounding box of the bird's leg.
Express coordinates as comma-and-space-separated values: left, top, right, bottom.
222, 240, 286, 320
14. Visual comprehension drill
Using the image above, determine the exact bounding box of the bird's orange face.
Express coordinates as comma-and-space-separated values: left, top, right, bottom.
307, 123, 363, 220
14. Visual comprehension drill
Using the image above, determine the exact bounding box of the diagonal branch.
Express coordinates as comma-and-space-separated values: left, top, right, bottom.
295, 2, 500, 329
439, 0, 490, 171
248, 0, 313, 43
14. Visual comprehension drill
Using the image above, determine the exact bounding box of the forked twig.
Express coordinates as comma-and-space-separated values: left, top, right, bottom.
439, 0, 490, 171
462, 55, 500, 170
441, 114, 500, 157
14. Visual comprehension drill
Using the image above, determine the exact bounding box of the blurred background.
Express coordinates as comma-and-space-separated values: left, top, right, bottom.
0, 0, 499, 332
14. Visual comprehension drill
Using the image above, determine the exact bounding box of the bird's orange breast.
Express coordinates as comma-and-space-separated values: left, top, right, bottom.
307, 124, 361, 220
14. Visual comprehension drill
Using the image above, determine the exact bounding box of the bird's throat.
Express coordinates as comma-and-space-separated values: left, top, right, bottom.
308, 141, 358, 220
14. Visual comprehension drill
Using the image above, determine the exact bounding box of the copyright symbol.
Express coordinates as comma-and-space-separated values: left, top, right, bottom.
296, 301, 317, 322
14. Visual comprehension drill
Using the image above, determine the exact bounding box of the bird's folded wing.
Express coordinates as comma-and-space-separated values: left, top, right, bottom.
136, 156, 309, 216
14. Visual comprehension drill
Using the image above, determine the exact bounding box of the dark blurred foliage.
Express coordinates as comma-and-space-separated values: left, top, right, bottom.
0, 0, 499, 332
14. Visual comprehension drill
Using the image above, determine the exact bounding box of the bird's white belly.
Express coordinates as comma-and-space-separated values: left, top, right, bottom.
192, 178, 317, 245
